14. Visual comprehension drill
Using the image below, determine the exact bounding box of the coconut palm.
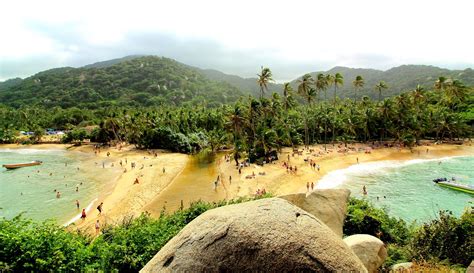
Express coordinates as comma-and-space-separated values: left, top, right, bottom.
332, 73, 344, 103
282, 83, 296, 110
375, 81, 388, 102
297, 74, 315, 147
316, 73, 329, 101
352, 75, 364, 102
434, 76, 448, 92
297, 74, 314, 103
256, 67, 273, 98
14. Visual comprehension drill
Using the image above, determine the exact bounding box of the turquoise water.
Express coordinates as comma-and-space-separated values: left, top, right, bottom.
0, 148, 113, 224
317, 156, 474, 223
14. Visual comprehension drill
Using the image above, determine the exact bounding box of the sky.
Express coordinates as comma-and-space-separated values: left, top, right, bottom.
1, 0, 473, 82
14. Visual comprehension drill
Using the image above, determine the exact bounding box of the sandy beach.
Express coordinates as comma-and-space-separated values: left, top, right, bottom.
3, 141, 473, 232
212, 142, 474, 201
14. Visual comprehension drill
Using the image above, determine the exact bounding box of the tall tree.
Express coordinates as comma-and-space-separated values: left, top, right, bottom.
297, 74, 314, 146
316, 73, 329, 101
352, 75, 364, 102
375, 81, 388, 102
329, 73, 344, 104
256, 67, 273, 98
282, 83, 296, 110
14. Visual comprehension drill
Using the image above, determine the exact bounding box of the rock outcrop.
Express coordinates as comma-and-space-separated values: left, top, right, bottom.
141, 198, 367, 272
343, 234, 387, 273
279, 189, 351, 237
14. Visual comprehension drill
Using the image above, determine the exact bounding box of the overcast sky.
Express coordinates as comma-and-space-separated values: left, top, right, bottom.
1, 0, 473, 82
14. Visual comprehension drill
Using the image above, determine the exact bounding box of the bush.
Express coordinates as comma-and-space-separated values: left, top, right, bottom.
410, 209, 473, 266
344, 198, 410, 245
0, 196, 271, 272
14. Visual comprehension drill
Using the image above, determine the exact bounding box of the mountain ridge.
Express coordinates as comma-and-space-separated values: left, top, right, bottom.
1, 55, 473, 106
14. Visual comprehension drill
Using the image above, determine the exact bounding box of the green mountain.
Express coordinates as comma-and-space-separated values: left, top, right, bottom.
196, 68, 283, 95
0, 56, 243, 108
293, 65, 474, 100
1, 55, 472, 108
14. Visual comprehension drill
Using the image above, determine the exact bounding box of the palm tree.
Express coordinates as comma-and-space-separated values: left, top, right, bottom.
282, 83, 296, 110
316, 73, 329, 101
257, 67, 273, 98
434, 76, 448, 92
297, 74, 314, 103
375, 81, 388, 102
297, 74, 314, 147
330, 73, 344, 104
352, 75, 364, 102
445, 80, 468, 108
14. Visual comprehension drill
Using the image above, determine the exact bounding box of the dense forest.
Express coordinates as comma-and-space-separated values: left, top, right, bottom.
1, 65, 472, 162
0, 57, 243, 108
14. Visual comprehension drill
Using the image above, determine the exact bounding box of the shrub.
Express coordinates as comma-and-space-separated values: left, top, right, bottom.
0, 196, 271, 272
410, 209, 473, 266
344, 198, 410, 245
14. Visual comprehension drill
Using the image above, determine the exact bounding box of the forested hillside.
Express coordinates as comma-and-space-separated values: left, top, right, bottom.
295, 65, 474, 100
0, 56, 243, 108
1, 55, 473, 108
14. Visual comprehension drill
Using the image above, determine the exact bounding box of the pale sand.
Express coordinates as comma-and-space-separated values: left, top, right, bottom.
213, 143, 474, 201
1, 143, 188, 230
65, 144, 188, 231
3, 142, 473, 233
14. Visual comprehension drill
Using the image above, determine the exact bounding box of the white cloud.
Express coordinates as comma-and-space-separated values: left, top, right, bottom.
1, 0, 473, 80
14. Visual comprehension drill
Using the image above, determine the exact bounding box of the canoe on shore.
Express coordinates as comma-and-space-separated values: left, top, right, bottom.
435, 181, 474, 195
2, 161, 43, 170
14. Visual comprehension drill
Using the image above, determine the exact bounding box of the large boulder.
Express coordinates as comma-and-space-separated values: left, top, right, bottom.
343, 234, 387, 273
279, 189, 351, 237
141, 198, 367, 272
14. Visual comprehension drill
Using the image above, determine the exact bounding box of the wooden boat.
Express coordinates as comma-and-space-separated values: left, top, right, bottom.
2, 160, 43, 170
434, 180, 474, 195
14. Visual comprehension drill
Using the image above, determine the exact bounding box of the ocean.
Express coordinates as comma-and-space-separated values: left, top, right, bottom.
0, 148, 116, 225
317, 156, 474, 223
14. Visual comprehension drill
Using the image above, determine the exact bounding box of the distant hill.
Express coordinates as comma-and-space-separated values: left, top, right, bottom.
82, 55, 145, 69
196, 68, 283, 96
292, 65, 474, 100
0, 56, 243, 108
1, 55, 472, 108
192, 65, 474, 100
0, 78, 23, 92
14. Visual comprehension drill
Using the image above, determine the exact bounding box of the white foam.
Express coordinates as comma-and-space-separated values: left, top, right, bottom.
63, 197, 98, 226
316, 155, 467, 189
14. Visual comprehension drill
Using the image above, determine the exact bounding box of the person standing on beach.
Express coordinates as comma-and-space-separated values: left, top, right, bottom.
356, 157, 359, 164
81, 209, 86, 220
306, 182, 310, 191
76, 200, 80, 209
95, 220, 100, 234
311, 182, 314, 190
163, 167, 166, 174
97, 202, 103, 215
229, 175, 232, 184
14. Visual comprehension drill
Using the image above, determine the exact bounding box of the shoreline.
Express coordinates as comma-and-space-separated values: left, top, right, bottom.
2, 142, 473, 232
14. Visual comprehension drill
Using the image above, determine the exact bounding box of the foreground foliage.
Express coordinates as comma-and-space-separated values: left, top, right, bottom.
0, 196, 270, 272
1, 196, 471, 272
343, 198, 473, 269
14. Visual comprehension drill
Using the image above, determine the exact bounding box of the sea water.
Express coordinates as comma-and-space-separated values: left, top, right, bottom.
0, 148, 112, 224
317, 156, 474, 223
